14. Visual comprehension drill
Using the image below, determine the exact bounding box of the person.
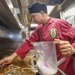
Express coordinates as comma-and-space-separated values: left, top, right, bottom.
0, 2, 75, 75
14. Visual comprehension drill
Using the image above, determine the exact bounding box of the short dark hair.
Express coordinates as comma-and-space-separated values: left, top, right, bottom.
27, 2, 47, 14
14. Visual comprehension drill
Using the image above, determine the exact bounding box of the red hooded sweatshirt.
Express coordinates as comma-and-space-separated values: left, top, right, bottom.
15, 17, 75, 75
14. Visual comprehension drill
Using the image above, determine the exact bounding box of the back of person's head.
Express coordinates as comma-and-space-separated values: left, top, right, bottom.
27, 2, 47, 14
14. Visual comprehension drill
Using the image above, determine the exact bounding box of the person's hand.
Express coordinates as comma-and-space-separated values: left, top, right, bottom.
0, 52, 17, 66
54, 39, 75, 56
0, 56, 13, 67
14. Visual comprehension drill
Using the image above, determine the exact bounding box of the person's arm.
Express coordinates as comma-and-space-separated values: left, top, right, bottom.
0, 52, 17, 66
0, 25, 41, 66
15, 26, 41, 59
54, 39, 75, 57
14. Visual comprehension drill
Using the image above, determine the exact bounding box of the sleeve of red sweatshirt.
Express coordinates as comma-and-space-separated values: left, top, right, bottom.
15, 27, 40, 59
